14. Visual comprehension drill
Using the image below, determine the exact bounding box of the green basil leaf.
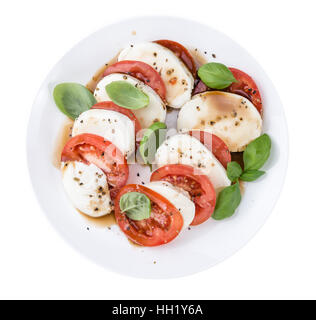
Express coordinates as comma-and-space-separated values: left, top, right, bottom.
240, 170, 265, 182
198, 62, 237, 89
106, 81, 149, 110
212, 182, 241, 220
119, 192, 151, 221
243, 134, 271, 171
53, 83, 96, 120
227, 161, 243, 182
139, 122, 167, 166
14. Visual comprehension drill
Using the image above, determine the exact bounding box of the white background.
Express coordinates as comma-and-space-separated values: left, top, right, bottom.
0, 0, 315, 300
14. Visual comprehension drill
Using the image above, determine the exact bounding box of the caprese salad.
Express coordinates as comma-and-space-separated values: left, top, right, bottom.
53, 39, 271, 247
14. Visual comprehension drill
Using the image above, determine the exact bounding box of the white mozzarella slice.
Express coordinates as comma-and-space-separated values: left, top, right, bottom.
118, 42, 194, 109
94, 73, 166, 129
145, 181, 195, 230
155, 134, 230, 192
72, 109, 135, 158
62, 161, 112, 217
177, 91, 262, 152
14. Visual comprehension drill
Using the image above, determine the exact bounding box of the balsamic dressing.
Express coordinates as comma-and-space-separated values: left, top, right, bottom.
77, 210, 116, 228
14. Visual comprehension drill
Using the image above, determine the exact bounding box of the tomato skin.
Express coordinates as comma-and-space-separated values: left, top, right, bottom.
188, 131, 231, 169
150, 164, 216, 226
191, 206, 214, 226
103, 60, 166, 101
61, 133, 129, 191
227, 68, 262, 115
91, 101, 142, 135
155, 39, 196, 76
192, 79, 209, 95
115, 184, 183, 246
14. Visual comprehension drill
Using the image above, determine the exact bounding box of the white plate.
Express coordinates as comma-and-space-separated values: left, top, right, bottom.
27, 16, 288, 278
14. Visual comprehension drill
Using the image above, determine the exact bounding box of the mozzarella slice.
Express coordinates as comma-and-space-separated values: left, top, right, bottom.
155, 134, 230, 192
72, 109, 135, 158
145, 181, 195, 229
62, 161, 112, 217
118, 42, 194, 109
177, 91, 262, 152
94, 73, 166, 129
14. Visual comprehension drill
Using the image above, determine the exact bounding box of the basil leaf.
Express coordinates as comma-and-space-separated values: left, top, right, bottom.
227, 161, 243, 182
212, 182, 241, 220
198, 62, 237, 89
139, 122, 167, 166
106, 81, 149, 110
53, 83, 96, 120
240, 170, 265, 182
243, 134, 271, 171
119, 192, 151, 221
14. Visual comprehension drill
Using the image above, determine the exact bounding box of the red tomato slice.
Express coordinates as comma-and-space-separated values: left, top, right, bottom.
115, 184, 183, 246
61, 133, 129, 193
188, 131, 231, 169
91, 101, 142, 136
227, 68, 263, 115
151, 164, 216, 226
103, 60, 166, 101
155, 39, 196, 76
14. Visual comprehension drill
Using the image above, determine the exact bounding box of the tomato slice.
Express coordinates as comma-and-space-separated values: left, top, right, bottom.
91, 101, 142, 136
61, 133, 129, 194
227, 68, 263, 115
115, 184, 183, 246
155, 40, 196, 76
188, 131, 231, 169
151, 164, 216, 226
103, 60, 166, 101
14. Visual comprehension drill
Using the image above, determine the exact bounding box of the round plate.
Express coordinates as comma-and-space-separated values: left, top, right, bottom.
27, 16, 288, 278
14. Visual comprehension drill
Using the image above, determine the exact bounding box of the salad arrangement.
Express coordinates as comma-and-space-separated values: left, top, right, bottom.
53, 39, 271, 247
